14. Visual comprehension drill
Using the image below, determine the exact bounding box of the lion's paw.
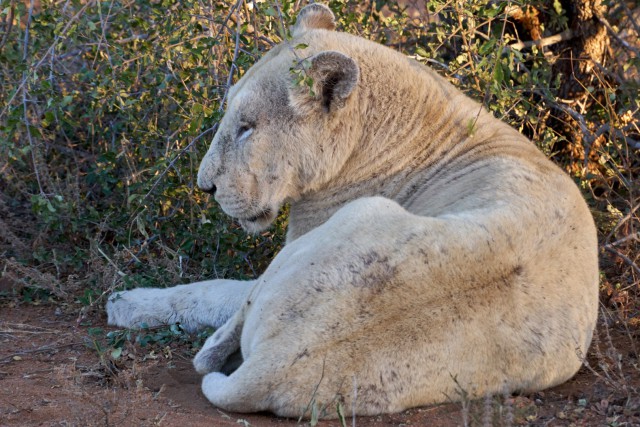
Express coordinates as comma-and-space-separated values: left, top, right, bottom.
106, 288, 177, 330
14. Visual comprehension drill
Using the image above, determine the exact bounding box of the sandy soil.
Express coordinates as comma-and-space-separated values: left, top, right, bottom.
1, 302, 638, 426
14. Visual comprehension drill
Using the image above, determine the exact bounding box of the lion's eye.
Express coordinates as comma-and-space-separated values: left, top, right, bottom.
236, 125, 254, 141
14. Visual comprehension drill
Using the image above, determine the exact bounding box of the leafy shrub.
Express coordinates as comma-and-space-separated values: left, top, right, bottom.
0, 0, 637, 329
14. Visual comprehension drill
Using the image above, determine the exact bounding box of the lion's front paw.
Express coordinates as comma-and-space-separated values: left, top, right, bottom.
106, 288, 174, 329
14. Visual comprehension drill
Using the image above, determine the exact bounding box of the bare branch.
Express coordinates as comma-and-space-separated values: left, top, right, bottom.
595, 124, 640, 150
135, 123, 219, 214
507, 29, 574, 51
596, 12, 640, 59
0, 0, 15, 51
21, 0, 46, 197
603, 245, 640, 276
605, 233, 640, 248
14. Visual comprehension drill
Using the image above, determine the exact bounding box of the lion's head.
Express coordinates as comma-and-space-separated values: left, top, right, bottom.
197, 4, 360, 232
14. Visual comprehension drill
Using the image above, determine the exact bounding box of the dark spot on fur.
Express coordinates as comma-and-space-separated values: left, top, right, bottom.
513, 265, 524, 276
291, 348, 310, 366
349, 250, 397, 292
357, 383, 389, 411
278, 306, 305, 321
362, 251, 381, 267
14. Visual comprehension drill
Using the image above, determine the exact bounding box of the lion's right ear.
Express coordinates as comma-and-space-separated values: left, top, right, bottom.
291, 4, 336, 37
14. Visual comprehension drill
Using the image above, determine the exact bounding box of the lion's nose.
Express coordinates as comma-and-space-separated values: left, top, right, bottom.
201, 184, 217, 195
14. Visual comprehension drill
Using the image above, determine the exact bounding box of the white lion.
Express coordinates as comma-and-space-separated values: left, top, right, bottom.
107, 3, 599, 419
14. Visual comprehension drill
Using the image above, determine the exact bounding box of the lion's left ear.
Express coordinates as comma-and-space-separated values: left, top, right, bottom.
291, 4, 336, 37
293, 51, 359, 113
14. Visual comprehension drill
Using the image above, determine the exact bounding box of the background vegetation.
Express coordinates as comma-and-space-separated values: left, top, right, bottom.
0, 0, 638, 422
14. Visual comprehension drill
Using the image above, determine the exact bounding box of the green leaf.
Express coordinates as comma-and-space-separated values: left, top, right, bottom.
553, 0, 564, 15
191, 103, 203, 114
61, 95, 73, 107
111, 347, 123, 359
415, 47, 429, 57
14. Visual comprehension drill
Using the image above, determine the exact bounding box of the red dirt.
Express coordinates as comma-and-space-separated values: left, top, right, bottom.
1, 302, 638, 426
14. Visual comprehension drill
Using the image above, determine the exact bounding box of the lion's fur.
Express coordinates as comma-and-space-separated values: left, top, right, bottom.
107, 3, 599, 419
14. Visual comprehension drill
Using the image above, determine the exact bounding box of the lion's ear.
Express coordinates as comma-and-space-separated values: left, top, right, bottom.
291, 4, 336, 37
293, 51, 359, 113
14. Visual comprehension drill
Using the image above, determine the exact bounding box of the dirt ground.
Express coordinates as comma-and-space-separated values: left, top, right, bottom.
1, 302, 638, 427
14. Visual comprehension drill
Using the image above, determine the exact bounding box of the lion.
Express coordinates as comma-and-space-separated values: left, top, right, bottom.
107, 3, 599, 419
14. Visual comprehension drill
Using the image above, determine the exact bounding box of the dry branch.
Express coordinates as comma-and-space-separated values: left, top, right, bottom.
507, 29, 574, 51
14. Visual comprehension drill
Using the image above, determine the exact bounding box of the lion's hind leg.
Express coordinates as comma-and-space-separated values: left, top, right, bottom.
200, 353, 279, 414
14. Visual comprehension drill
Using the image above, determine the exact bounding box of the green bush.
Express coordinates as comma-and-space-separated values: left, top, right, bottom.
0, 0, 637, 328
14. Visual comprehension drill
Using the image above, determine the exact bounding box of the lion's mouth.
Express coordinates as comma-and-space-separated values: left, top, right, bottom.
236, 208, 276, 233
242, 208, 272, 223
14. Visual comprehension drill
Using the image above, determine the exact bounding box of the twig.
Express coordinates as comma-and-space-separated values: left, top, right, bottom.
595, 124, 640, 150
219, 6, 243, 109
21, 0, 46, 197
298, 357, 327, 422
621, 2, 640, 36
114, 34, 149, 44
210, 0, 244, 49
0, 0, 15, 50
454, 0, 481, 91
471, 0, 512, 133
607, 202, 640, 243
0, 341, 81, 365
134, 124, 219, 212
551, 101, 595, 168
94, 0, 116, 78
124, 235, 159, 267
0, 328, 57, 335
603, 245, 640, 276
352, 375, 357, 427
96, 246, 127, 278
507, 29, 574, 51
605, 232, 640, 248
0, 322, 59, 333
596, 12, 640, 59
22, 0, 34, 60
